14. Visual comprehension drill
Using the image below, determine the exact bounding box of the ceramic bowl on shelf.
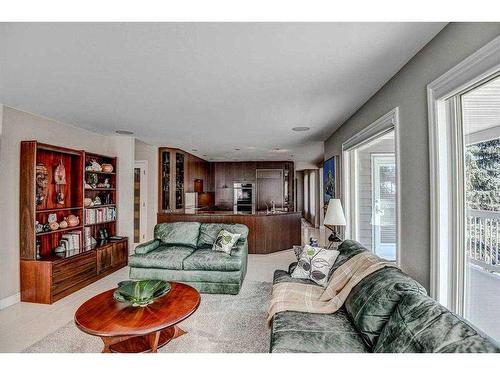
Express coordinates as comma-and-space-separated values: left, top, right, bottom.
113, 280, 171, 307
101, 163, 114, 173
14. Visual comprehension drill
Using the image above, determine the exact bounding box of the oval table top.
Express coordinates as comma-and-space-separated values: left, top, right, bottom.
74, 282, 200, 337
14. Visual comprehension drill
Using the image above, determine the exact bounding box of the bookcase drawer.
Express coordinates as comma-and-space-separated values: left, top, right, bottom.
52, 251, 96, 296
111, 240, 128, 267
97, 245, 113, 274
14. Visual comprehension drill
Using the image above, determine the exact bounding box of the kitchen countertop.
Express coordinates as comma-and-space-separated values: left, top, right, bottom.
157, 209, 302, 254
158, 209, 300, 216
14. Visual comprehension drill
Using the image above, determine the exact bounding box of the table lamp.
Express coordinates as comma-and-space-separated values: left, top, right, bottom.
324, 199, 346, 248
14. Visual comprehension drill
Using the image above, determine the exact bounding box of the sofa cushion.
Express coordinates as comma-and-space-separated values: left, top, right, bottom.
374, 293, 500, 353
134, 239, 160, 255
344, 266, 427, 349
129, 245, 196, 270
273, 269, 318, 287
183, 248, 243, 271
197, 223, 249, 248
154, 222, 201, 248
270, 310, 369, 353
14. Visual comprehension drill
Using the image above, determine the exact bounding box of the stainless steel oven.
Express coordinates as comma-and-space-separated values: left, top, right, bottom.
233, 183, 255, 214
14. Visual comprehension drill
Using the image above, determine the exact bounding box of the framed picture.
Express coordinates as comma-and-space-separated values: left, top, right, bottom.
323, 155, 340, 211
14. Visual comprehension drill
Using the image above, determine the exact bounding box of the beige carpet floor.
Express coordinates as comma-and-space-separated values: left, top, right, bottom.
24, 280, 272, 353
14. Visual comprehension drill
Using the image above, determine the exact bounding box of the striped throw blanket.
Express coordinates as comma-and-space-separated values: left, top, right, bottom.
267, 251, 397, 325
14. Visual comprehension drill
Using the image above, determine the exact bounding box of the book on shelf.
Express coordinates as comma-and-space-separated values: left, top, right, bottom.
84, 206, 117, 224
84, 227, 97, 249
61, 231, 82, 251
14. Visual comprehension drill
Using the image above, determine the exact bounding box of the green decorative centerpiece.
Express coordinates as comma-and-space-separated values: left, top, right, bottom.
113, 280, 171, 307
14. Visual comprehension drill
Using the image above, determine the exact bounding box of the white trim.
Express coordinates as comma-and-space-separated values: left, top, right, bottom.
342, 109, 398, 151
341, 107, 401, 266
0, 293, 20, 310
427, 35, 500, 304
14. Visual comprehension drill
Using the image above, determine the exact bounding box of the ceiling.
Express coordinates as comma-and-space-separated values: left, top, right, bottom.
0, 23, 446, 163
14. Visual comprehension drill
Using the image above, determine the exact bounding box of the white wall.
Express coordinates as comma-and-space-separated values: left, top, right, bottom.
324, 23, 500, 290
134, 139, 158, 241
0, 106, 135, 303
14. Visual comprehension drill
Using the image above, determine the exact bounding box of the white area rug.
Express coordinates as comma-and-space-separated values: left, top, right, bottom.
25, 280, 272, 353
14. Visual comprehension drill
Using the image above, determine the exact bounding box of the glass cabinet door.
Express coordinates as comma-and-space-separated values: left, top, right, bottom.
175, 152, 185, 209
161, 151, 170, 210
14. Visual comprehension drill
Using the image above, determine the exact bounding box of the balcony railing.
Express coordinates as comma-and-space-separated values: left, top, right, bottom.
467, 209, 500, 273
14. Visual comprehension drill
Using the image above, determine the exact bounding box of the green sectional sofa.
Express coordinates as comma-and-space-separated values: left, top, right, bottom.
129, 222, 248, 294
270, 240, 500, 353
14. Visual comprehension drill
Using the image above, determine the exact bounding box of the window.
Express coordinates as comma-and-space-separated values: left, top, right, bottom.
342, 108, 399, 263
428, 35, 500, 341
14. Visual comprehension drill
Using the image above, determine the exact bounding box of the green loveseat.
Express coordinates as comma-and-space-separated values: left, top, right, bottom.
270, 240, 500, 353
129, 222, 248, 294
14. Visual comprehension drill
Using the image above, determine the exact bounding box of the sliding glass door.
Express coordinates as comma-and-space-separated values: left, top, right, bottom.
343, 122, 398, 262
371, 154, 397, 259
461, 74, 500, 340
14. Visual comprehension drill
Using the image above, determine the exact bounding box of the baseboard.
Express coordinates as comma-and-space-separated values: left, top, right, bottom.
0, 292, 20, 310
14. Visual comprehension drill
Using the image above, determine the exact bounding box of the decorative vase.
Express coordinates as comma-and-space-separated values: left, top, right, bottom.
59, 220, 68, 229
54, 159, 67, 205
86, 159, 102, 172
35, 163, 49, 206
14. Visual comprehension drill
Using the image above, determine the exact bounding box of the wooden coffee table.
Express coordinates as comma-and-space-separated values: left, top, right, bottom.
74, 282, 200, 353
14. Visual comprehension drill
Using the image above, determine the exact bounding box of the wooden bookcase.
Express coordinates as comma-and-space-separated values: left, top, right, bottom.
20, 141, 128, 304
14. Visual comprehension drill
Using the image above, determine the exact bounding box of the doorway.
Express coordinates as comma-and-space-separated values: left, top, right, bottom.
134, 160, 148, 245
371, 154, 397, 259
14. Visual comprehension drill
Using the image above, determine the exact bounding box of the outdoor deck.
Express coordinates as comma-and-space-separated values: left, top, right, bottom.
466, 264, 500, 341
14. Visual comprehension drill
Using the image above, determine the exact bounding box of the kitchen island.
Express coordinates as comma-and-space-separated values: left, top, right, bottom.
157, 210, 302, 254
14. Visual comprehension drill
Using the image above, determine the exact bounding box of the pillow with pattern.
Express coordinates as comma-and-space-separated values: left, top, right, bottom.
291, 244, 340, 287
212, 229, 241, 255
293, 245, 304, 260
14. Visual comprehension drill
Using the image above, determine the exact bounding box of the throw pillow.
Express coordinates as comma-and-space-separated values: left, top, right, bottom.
291, 245, 340, 287
212, 229, 241, 255
293, 245, 304, 260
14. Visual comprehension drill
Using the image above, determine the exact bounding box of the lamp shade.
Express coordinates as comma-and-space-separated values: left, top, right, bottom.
324, 199, 346, 226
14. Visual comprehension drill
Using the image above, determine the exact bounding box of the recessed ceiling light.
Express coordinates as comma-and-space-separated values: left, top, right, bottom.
202, 154, 207, 157
270, 148, 290, 153
234, 148, 241, 151
292, 126, 310, 132
192, 149, 198, 152
115, 129, 134, 135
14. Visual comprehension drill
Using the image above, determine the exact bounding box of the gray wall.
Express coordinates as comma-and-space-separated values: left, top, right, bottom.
324, 23, 500, 290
